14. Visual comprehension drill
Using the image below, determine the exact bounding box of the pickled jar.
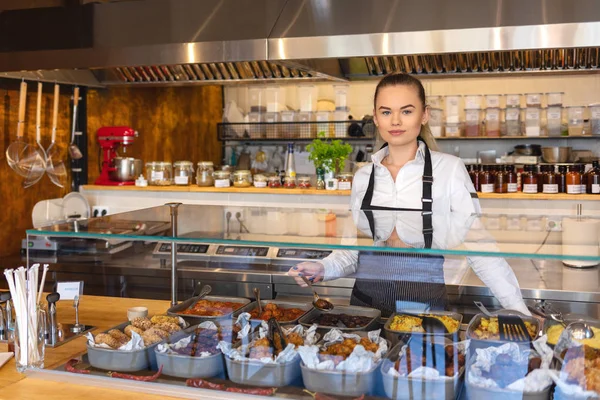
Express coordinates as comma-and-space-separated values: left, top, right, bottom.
298, 176, 312, 189
196, 161, 214, 187
566, 165, 581, 194
505, 165, 518, 193
232, 170, 252, 188
337, 173, 353, 190
542, 165, 558, 194
253, 174, 267, 188
268, 175, 282, 188
173, 161, 194, 186
283, 176, 297, 189
479, 165, 495, 193
521, 165, 538, 194
146, 162, 172, 186
214, 170, 231, 188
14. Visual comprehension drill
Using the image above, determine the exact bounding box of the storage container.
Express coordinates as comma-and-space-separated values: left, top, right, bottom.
506, 94, 521, 108
173, 161, 193, 186
445, 123, 461, 137
465, 108, 481, 137
298, 85, 317, 112
590, 103, 600, 135
504, 107, 521, 136
248, 86, 266, 113
485, 94, 502, 108
525, 93, 543, 107
232, 170, 252, 188
568, 106, 586, 136
525, 107, 541, 136
465, 95, 482, 109
196, 161, 214, 187
485, 108, 501, 137
146, 162, 172, 186
445, 96, 461, 123
547, 91, 564, 106
546, 106, 563, 137
280, 110, 297, 139
333, 84, 349, 110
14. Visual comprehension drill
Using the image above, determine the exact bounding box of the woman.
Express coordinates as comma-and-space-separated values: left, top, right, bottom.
287, 73, 529, 316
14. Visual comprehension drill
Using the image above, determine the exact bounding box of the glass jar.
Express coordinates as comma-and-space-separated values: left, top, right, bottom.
479, 165, 495, 193
542, 165, 558, 194
568, 106, 585, 136
485, 108, 501, 137
232, 170, 252, 188
465, 95, 482, 109
557, 165, 567, 193
521, 165, 538, 193
298, 176, 312, 189
146, 162, 172, 186
504, 107, 521, 136
337, 173, 353, 190
494, 165, 507, 193
467, 165, 478, 191
525, 93, 542, 107
268, 175, 282, 188
505, 165, 518, 193
465, 108, 481, 137
590, 103, 600, 136
566, 165, 582, 194
173, 161, 194, 186
546, 106, 562, 137
196, 161, 214, 187
253, 174, 267, 188
506, 94, 521, 108
283, 176, 297, 189
214, 170, 231, 188
587, 161, 600, 194
525, 107, 541, 137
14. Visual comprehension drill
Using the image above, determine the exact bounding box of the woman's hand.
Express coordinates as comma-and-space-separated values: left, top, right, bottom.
287, 262, 325, 287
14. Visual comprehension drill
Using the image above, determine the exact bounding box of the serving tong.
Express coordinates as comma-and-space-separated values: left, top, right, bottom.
267, 317, 287, 354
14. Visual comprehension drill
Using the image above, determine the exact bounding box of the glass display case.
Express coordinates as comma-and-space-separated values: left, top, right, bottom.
17, 204, 600, 399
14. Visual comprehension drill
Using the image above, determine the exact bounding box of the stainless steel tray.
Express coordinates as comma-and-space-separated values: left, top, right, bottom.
466, 311, 540, 353
224, 355, 302, 387
543, 313, 600, 347
300, 361, 381, 397
383, 311, 463, 346
167, 295, 251, 326
298, 305, 381, 333
235, 300, 313, 327
466, 380, 552, 400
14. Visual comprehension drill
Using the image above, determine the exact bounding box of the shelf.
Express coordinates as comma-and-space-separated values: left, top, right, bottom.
81, 185, 351, 196
478, 192, 600, 200
436, 136, 600, 140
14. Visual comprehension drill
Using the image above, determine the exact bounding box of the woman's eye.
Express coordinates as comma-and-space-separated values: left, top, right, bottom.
382, 111, 391, 116
402, 110, 413, 115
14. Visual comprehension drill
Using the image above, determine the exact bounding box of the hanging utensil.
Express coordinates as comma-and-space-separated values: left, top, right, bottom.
6, 81, 32, 176
46, 84, 67, 187
68, 87, 83, 160
23, 82, 47, 188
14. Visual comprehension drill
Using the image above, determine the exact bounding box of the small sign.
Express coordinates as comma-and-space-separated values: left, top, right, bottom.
57, 281, 84, 300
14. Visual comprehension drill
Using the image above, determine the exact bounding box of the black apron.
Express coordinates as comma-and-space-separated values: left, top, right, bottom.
349, 139, 447, 317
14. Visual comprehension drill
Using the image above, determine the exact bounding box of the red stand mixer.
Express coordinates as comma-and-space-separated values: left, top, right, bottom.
94, 126, 140, 186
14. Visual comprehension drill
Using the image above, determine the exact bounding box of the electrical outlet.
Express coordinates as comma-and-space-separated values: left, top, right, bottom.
92, 206, 110, 218
546, 216, 562, 232
225, 207, 245, 222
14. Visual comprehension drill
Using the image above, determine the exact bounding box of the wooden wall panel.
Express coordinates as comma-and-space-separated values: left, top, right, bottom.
86, 86, 223, 183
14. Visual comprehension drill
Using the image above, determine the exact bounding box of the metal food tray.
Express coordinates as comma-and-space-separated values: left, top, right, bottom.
300, 361, 381, 397
381, 341, 464, 400
466, 379, 552, 400
298, 305, 382, 334
466, 311, 540, 354
167, 295, 251, 326
235, 300, 313, 327
543, 313, 600, 347
383, 311, 463, 346
87, 320, 174, 372
224, 353, 302, 387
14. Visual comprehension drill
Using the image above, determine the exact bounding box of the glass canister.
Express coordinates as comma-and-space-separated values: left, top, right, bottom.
465, 95, 482, 109
568, 106, 585, 136
196, 161, 214, 187
232, 170, 252, 188
214, 170, 231, 188
445, 123, 461, 137
465, 108, 481, 137
590, 103, 600, 136
525, 93, 543, 107
546, 106, 562, 137
253, 174, 267, 188
445, 95, 461, 123
428, 95, 444, 108
429, 108, 444, 138
485, 94, 502, 108
337, 173, 353, 190
525, 107, 541, 137
546, 92, 564, 106
504, 107, 521, 136
485, 107, 501, 137
146, 162, 172, 186
506, 94, 521, 108
298, 176, 312, 189
173, 161, 194, 186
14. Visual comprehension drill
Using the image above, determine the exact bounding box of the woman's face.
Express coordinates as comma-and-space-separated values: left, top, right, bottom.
373, 84, 429, 147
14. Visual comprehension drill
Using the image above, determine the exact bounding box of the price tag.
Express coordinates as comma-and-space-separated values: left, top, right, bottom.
526, 109, 540, 120
486, 96, 500, 107
486, 112, 499, 121
57, 281, 84, 300
506, 109, 519, 121
526, 94, 541, 105
506, 96, 520, 107
548, 111, 561, 120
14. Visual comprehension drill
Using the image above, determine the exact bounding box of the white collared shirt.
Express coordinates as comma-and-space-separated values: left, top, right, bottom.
320, 142, 530, 315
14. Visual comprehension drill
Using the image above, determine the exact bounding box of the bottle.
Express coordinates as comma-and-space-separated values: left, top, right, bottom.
536, 165, 544, 194
470, 164, 481, 191
505, 165, 518, 193
587, 161, 600, 194
521, 165, 538, 194
566, 165, 582, 194
479, 165, 495, 193
542, 165, 559, 194
494, 165, 507, 193
284, 143, 296, 182
557, 165, 567, 193
579, 164, 587, 194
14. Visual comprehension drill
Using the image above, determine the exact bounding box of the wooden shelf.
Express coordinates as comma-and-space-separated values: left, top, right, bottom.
478, 192, 600, 200
81, 185, 352, 196
437, 136, 600, 140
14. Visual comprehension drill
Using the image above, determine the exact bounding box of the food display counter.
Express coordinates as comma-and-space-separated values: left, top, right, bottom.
5, 204, 600, 399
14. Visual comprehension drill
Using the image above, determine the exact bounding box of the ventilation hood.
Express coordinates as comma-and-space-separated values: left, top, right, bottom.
1, 0, 600, 87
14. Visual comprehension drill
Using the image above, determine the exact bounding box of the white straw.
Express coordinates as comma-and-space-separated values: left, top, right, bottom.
37, 264, 49, 305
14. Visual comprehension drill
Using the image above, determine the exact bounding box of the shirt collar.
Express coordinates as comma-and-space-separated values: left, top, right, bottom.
371, 141, 427, 166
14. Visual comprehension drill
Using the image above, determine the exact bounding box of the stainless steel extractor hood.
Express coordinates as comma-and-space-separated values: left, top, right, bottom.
1, 0, 600, 87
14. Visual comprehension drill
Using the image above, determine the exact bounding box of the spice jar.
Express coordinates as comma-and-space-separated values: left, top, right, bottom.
253, 174, 267, 188
232, 170, 252, 188
173, 161, 194, 186
521, 165, 538, 194
505, 165, 518, 193
337, 173, 353, 190
566, 165, 582, 194
542, 165, 559, 194
479, 165, 495, 193
268, 175, 282, 188
494, 165, 507, 193
298, 176, 312, 189
557, 165, 567, 193
283, 176, 297, 189
196, 162, 214, 187
214, 170, 231, 188
146, 162, 172, 186
587, 161, 600, 194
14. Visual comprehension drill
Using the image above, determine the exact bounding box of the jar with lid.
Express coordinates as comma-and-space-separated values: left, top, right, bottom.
521, 165, 538, 193
268, 175, 282, 188
253, 174, 267, 188
196, 161, 214, 187
232, 170, 252, 188
541, 165, 559, 194
173, 161, 194, 186
479, 165, 495, 193
214, 170, 231, 188
146, 162, 172, 186
566, 165, 582, 194
586, 161, 600, 194
557, 165, 567, 193
298, 176, 312, 189
494, 165, 507, 193
337, 173, 353, 190
283, 176, 297, 189
505, 165, 518, 193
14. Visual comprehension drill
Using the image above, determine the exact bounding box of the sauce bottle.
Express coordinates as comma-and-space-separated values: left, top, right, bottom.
587, 161, 600, 194
536, 165, 544, 194
566, 165, 582, 194
505, 165, 518, 193
542, 165, 559, 194
479, 165, 495, 193
470, 164, 481, 191
494, 165, 507, 193
579, 164, 588, 194
521, 165, 538, 194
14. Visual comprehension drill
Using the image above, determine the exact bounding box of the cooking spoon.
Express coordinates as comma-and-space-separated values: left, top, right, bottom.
6, 81, 31, 176
68, 87, 82, 160
46, 83, 67, 187
23, 82, 47, 188
300, 275, 334, 312
188, 285, 212, 309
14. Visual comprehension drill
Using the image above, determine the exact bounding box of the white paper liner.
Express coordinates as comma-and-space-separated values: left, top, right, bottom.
297, 328, 388, 372
467, 336, 554, 393
156, 321, 218, 357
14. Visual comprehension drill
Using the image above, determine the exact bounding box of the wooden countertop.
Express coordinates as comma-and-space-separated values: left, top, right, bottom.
0, 295, 183, 400
81, 184, 352, 196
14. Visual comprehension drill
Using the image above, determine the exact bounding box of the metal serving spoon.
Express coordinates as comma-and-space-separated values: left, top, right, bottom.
300, 275, 333, 312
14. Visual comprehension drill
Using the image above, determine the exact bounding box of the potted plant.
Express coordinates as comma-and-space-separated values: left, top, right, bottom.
307, 132, 353, 189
